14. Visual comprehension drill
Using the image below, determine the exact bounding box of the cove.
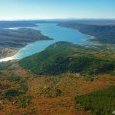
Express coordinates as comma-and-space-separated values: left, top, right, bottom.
0, 23, 92, 62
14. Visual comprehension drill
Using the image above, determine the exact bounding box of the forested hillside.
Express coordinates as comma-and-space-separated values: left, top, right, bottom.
19, 42, 115, 75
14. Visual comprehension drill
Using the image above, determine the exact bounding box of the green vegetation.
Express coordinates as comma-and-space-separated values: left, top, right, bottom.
16, 96, 32, 108
41, 87, 62, 97
0, 63, 8, 70
75, 86, 115, 115
18, 83, 28, 94
56, 89, 62, 97
7, 75, 25, 83
2, 76, 28, 101
7, 74, 28, 94
0, 70, 32, 111
3, 89, 20, 99
19, 42, 115, 75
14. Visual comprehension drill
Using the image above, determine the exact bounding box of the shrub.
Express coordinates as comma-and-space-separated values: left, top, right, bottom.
56, 89, 62, 97
18, 83, 28, 94
7, 76, 25, 83
17, 96, 32, 108
4, 89, 20, 98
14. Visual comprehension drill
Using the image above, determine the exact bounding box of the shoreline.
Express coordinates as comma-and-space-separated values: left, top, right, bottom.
58, 24, 103, 46
0, 26, 53, 61
0, 39, 52, 60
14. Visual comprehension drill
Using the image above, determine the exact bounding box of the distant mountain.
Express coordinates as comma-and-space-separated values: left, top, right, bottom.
0, 20, 63, 28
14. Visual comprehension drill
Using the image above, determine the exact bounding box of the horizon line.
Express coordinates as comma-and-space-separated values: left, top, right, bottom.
0, 18, 115, 21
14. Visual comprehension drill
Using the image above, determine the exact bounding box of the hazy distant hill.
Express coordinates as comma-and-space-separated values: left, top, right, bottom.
59, 20, 115, 44
0, 28, 50, 48
0, 21, 37, 28
0, 20, 61, 28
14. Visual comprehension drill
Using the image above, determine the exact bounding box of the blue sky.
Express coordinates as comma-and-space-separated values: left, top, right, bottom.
0, 0, 115, 20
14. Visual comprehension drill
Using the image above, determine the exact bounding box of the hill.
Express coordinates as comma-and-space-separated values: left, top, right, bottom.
0, 28, 51, 48
59, 21, 115, 44
19, 42, 115, 76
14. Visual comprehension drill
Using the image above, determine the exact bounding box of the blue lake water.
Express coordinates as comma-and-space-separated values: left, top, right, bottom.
0, 23, 92, 62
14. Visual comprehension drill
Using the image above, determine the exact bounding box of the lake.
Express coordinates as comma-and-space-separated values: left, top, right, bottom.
0, 23, 92, 62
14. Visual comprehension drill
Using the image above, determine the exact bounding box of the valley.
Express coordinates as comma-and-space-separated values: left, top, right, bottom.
0, 41, 115, 114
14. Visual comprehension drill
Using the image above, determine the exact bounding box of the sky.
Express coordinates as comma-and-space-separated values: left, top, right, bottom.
0, 0, 115, 20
